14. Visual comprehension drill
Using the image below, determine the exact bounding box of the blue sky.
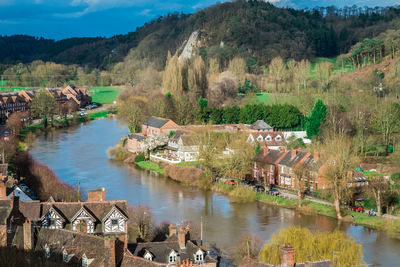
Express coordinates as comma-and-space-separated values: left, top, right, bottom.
0, 0, 398, 40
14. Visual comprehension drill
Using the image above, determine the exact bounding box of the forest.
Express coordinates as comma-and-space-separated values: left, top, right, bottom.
1, 1, 400, 69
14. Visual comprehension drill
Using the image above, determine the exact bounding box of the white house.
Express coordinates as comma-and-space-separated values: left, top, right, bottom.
7, 184, 38, 201
167, 131, 199, 162
247, 131, 286, 150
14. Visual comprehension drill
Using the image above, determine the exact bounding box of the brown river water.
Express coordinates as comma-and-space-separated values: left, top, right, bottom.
29, 118, 400, 266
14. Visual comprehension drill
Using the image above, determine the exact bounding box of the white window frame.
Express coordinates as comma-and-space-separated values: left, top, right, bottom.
169, 251, 178, 264
194, 250, 204, 263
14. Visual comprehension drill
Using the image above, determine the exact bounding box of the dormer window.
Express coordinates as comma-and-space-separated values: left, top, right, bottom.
45, 244, 51, 259
257, 136, 263, 142
194, 250, 204, 263
275, 135, 282, 141
144, 252, 153, 261
169, 251, 178, 264
82, 254, 88, 267
266, 135, 272, 141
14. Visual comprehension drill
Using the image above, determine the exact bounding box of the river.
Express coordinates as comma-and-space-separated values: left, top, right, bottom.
29, 118, 400, 266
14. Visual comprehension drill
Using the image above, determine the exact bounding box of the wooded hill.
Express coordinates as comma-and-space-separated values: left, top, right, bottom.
2, 1, 400, 69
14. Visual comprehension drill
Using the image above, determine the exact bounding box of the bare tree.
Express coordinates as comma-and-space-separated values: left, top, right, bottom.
321, 133, 357, 220
268, 57, 287, 92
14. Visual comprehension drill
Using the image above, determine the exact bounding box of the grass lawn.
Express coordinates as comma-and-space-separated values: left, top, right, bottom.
89, 87, 122, 104
176, 161, 200, 167
135, 161, 164, 174
88, 110, 116, 120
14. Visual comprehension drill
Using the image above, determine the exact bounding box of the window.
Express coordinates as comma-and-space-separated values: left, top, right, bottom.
266, 136, 272, 141
111, 219, 118, 226
275, 135, 282, 141
144, 252, 153, 261
82, 255, 88, 267
45, 245, 51, 259
257, 136, 263, 142
63, 251, 69, 263
332, 160, 336, 166
169, 251, 177, 264
195, 250, 204, 263
49, 219, 55, 227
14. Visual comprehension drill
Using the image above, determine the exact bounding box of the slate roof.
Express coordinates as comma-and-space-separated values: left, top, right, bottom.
169, 130, 186, 142
250, 120, 273, 130
35, 228, 107, 266
143, 117, 171, 129
254, 149, 286, 165
128, 133, 146, 142
279, 150, 311, 167
128, 235, 216, 265
7, 184, 39, 200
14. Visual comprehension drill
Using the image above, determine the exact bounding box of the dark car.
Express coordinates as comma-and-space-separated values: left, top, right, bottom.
267, 188, 280, 196
253, 185, 265, 192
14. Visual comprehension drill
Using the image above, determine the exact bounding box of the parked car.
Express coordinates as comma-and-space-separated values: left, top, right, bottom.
253, 185, 265, 192
267, 188, 280, 196
79, 112, 88, 116
224, 179, 236, 186
349, 206, 364, 213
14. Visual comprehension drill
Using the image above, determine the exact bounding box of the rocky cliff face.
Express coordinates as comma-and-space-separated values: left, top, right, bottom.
179, 31, 200, 61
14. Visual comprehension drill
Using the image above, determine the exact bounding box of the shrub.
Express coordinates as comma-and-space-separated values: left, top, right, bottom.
164, 165, 204, 184
135, 153, 146, 162
228, 186, 257, 203
107, 143, 131, 161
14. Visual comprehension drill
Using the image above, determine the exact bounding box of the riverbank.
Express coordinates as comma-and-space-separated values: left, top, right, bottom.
135, 160, 400, 238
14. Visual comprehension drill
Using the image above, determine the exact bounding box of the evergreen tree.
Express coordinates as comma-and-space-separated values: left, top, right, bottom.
306, 99, 327, 139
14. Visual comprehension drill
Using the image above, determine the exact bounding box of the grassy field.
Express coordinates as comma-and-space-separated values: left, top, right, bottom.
135, 161, 164, 174
89, 87, 122, 104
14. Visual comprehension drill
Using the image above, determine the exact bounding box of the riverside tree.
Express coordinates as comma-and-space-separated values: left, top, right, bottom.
268, 56, 286, 92
188, 56, 208, 100
30, 90, 57, 128
258, 226, 364, 267
321, 133, 356, 220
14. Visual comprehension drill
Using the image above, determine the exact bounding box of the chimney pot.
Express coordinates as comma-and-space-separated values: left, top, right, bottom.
281, 244, 295, 267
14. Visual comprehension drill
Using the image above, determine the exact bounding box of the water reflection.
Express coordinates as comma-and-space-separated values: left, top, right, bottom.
30, 119, 400, 266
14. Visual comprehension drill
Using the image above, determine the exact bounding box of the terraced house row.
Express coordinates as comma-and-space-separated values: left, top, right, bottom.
253, 146, 367, 192
0, 84, 91, 121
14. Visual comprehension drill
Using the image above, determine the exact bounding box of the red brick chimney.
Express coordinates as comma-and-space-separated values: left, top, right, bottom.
104, 238, 116, 267
23, 221, 34, 251
88, 188, 105, 202
0, 182, 8, 200
291, 149, 296, 159
178, 227, 186, 249
281, 243, 295, 267
169, 224, 177, 237
314, 150, 319, 161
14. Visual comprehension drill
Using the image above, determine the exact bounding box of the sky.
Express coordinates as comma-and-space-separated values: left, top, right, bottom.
0, 0, 399, 40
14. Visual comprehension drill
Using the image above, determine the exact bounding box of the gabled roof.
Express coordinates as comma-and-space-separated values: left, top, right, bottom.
128, 238, 216, 265
254, 149, 286, 165
102, 205, 128, 222
249, 132, 285, 147
143, 116, 171, 129
70, 206, 98, 223
40, 205, 67, 222
250, 120, 273, 130
279, 150, 311, 167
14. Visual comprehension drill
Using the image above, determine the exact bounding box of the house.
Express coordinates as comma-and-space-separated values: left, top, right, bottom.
121, 224, 217, 267
0, 92, 30, 120
142, 116, 179, 136
239, 244, 331, 267
253, 146, 287, 185
0, 186, 128, 266
166, 131, 199, 162
276, 149, 312, 189
7, 183, 38, 201
247, 131, 286, 150
0, 186, 129, 247
61, 84, 92, 108
249, 120, 274, 132
125, 133, 147, 153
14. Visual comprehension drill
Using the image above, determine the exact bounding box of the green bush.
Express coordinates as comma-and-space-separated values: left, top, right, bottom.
135, 154, 146, 162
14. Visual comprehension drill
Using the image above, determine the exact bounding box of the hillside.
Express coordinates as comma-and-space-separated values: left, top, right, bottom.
1, 1, 400, 69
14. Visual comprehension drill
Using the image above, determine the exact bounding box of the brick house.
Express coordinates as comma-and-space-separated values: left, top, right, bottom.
121, 224, 217, 267
253, 146, 287, 186
142, 116, 179, 136
125, 133, 147, 153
